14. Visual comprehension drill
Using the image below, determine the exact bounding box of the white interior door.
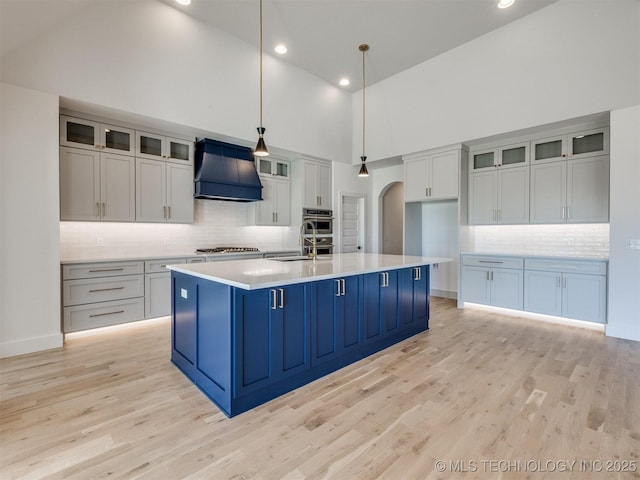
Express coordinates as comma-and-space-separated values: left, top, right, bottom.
341, 195, 364, 253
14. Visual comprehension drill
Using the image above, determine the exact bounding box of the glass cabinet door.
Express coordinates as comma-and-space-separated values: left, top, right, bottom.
498, 142, 529, 168
531, 135, 566, 163
136, 131, 164, 160
100, 123, 134, 155
60, 116, 99, 150
167, 137, 193, 165
569, 127, 609, 159
258, 158, 289, 177
470, 149, 497, 172
275, 161, 289, 178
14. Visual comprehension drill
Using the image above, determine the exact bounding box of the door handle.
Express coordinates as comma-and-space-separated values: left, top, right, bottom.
164, 206, 167, 219
271, 289, 277, 310
556, 276, 561, 288
167, 206, 171, 219
566, 206, 570, 219
341, 279, 346, 296
279, 288, 284, 309
335, 279, 341, 297
102, 202, 106, 217
96, 202, 100, 217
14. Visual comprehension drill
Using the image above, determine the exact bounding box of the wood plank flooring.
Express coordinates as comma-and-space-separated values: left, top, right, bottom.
1, 298, 639, 479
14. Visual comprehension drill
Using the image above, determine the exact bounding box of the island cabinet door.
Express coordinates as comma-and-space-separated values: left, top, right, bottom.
234, 284, 309, 396
172, 273, 198, 366
398, 266, 430, 328
363, 271, 399, 343
310, 276, 362, 366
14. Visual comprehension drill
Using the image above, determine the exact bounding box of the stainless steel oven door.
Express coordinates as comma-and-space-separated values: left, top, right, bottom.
303, 217, 333, 235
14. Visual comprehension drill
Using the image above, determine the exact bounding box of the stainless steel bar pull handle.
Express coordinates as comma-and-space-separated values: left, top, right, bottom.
341, 279, 346, 296
164, 206, 167, 219
271, 289, 277, 310
335, 279, 341, 297
102, 202, 106, 217
96, 202, 100, 217
168, 206, 171, 219
279, 288, 284, 309
89, 310, 124, 318
89, 286, 124, 293
88, 268, 124, 273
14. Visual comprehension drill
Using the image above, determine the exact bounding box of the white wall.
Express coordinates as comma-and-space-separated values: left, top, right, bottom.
0, 0, 352, 163
1, 84, 63, 357
607, 105, 640, 341
353, 0, 640, 162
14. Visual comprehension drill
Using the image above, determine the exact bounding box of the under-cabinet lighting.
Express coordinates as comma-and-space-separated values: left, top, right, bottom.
497, 0, 515, 8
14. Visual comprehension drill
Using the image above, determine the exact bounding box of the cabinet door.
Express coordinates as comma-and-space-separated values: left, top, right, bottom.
100, 153, 135, 222
273, 179, 291, 226
172, 273, 198, 365
531, 135, 566, 163
470, 148, 497, 172
568, 127, 609, 159
461, 266, 491, 305
60, 116, 99, 150
100, 123, 135, 156
404, 157, 429, 202
562, 274, 607, 323
341, 276, 362, 350
430, 151, 459, 199
136, 131, 165, 161
497, 167, 529, 224
498, 143, 528, 169
136, 158, 167, 222
311, 279, 339, 364
468, 171, 497, 225
274, 284, 309, 377
255, 177, 276, 225
166, 162, 194, 223
303, 163, 318, 208
363, 272, 383, 341
317, 163, 332, 209
381, 271, 399, 335
566, 156, 609, 223
398, 267, 428, 327
524, 270, 562, 316
166, 137, 193, 166
145, 272, 171, 318
60, 147, 100, 221
490, 268, 523, 310
530, 162, 567, 224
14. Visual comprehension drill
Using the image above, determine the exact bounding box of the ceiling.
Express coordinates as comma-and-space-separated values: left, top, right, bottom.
1, 0, 556, 92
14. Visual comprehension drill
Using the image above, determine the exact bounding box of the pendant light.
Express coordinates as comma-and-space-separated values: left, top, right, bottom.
358, 44, 369, 177
254, 0, 269, 156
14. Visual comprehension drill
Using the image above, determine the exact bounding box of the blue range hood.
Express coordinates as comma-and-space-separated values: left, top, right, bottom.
194, 138, 263, 202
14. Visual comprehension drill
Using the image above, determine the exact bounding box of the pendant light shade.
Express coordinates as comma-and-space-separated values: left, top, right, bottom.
358, 44, 369, 177
255, 0, 269, 157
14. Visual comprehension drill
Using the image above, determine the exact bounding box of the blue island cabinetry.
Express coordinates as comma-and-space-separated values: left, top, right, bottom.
171, 265, 430, 417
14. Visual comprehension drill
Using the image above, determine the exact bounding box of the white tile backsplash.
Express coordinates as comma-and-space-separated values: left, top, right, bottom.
60, 199, 300, 260
462, 224, 609, 258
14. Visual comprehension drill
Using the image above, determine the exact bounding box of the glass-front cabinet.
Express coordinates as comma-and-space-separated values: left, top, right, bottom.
470, 148, 497, 172
258, 157, 289, 178
136, 131, 193, 165
531, 127, 609, 164
470, 142, 528, 172
60, 115, 135, 155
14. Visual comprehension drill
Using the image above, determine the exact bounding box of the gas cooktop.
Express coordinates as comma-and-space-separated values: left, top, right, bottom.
195, 247, 261, 254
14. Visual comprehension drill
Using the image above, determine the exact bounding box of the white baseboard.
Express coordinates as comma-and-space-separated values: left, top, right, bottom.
431, 289, 457, 300
0, 333, 63, 358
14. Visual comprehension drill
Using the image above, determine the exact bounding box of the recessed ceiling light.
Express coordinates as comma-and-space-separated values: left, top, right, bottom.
339, 78, 350, 87
274, 44, 287, 54
497, 0, 515, 8
176, 0, 191, 5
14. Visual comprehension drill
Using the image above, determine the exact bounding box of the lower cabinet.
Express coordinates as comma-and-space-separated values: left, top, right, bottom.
524, 258, 607, 323
461, 256, 524, 310
363, 270, 400, 342
461, 255, 608, 324
310, 275, 362, 365
398, 266, 430, 328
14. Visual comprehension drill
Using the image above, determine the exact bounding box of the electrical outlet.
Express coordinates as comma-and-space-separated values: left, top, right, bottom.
96, 237, 104, 246
163, 237, 169, 246
626, 239, 640, 250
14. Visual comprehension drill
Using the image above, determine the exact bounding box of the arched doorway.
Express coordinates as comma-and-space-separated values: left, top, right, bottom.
380, 182, 404, 254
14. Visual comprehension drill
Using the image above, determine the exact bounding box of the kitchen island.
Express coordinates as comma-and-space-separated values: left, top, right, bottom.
168, 253, 449, 417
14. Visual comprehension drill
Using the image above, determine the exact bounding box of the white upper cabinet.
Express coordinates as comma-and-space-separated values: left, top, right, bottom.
60, 147, 135, 222
530, 155, 609, 224
404, 149, 459, 202
530, 127, 609, 164
60, 115, 135, 156
136, 131, 194, 166
255, 176, 291, 226
136, 159, 193, 223
303, 160, 331, 209
469, 166, 529, 225
469, 142, 528, 173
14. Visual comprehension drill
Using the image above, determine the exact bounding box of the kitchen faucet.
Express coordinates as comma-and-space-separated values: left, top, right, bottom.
300, 220, 318, 261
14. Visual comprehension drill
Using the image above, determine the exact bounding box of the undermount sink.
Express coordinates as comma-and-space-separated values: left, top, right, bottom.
269, 255, 331, 262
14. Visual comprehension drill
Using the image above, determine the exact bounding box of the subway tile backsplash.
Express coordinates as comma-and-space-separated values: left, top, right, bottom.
462, 224, 609, 258
60, 200, 300, 260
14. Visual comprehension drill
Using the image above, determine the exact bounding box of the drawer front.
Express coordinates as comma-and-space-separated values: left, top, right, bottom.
462, 256, 523, 269
63, 275, 144, 306
185, 256, 207, 264
524, 258, 607, 275
62, 261, 144, 280
145, 258, 188, 273
63, 298, 145, 332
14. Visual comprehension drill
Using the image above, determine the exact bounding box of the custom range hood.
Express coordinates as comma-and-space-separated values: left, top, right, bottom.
194, 138, 263, 202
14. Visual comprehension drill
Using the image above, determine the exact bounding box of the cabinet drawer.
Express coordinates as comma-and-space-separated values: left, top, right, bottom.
524, 258, 607, 275
462, 256, 523, 269
63, 275, 144, 306
62, 261, 144, 280
186, 256, 207, 264
63, 298, 145, 332
145, 258, 187, 273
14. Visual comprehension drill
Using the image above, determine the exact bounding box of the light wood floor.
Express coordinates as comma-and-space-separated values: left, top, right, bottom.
2, 298, 639, 479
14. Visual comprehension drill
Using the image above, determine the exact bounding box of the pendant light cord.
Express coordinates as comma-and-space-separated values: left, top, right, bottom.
259, 0, 263, 129
362, 46, 365, 158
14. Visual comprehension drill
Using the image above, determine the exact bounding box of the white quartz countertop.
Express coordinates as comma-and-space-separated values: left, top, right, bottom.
167, 253, 451, 290
460, 252, 609, 262
60, 249, 300, 264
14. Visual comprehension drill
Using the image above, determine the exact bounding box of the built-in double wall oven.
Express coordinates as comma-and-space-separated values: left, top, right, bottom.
302, 208, 333, 255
